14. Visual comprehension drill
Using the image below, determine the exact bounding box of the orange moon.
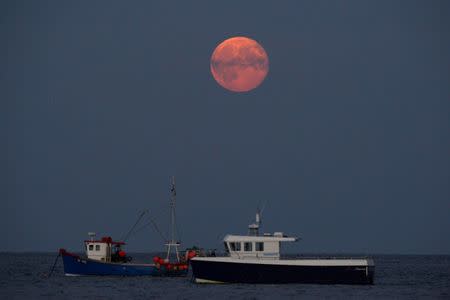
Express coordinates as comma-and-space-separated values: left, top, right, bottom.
210, 36, 269, 92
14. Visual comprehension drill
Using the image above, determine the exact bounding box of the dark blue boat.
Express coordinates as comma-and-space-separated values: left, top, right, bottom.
59, 177, 193, 277
60, 248, 154, 276
59, 248, 188, 276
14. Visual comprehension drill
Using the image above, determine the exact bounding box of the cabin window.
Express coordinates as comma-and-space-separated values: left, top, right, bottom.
244, 242, 253, 252
89, 244, 94, 251
230, 242, 235, 251
224, 242, 229, 253
256, 242, 264, 251
230, 242, 241, 251
235, 242, 241, 251
95, 245, 100, 251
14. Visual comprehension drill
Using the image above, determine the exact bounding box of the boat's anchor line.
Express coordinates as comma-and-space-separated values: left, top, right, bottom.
46, 252, 61, 278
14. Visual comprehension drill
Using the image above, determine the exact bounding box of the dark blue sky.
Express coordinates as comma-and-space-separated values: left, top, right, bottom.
3, 1, 450, 254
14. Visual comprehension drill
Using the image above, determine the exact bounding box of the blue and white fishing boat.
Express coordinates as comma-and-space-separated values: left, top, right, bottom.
59, 177, 194, 276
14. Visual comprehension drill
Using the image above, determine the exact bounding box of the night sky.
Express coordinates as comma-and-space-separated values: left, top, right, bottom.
3, 1, 450, 254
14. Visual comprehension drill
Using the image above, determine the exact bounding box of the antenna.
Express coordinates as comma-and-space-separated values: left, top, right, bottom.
248, 210, 261, 236
249, 200, 268, 236
257, 199, 268, 221
88, 232, 96, 241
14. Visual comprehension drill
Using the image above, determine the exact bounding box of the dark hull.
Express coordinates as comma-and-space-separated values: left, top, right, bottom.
190, 259, 374, 284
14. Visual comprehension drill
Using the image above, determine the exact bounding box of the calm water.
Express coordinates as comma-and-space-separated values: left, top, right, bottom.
1, 253, 449, 299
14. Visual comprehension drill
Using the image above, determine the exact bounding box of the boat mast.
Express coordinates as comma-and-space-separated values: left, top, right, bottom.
248, 209, 261, 236
165, 176, 180, 262
248, 200, 267, 236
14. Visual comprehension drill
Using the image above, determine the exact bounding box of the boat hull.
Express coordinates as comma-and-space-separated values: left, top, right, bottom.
190, 257, 374, 284
60, 249, 188, 277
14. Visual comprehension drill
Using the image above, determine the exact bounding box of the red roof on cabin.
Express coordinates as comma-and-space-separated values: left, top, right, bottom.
84, 236, 126, 245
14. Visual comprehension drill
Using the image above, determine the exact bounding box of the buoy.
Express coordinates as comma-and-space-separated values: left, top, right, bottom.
187, 251, 196, 259
119, 250, 126, 257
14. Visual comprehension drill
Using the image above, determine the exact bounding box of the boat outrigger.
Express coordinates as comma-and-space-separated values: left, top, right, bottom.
190, 211, 375, 284
59, 176, 195, 276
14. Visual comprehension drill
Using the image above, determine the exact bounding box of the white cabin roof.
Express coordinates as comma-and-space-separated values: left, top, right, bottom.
224, 234, 298, 243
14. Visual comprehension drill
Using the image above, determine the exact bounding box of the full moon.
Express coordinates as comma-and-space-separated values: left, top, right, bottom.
210, 36, 269, 92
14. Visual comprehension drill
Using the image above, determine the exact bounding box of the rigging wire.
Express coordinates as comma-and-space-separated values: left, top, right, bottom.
121, 209, 148, 242
121, 210, 168, 243
120, 177, 181, 246
131, 214, 168, 242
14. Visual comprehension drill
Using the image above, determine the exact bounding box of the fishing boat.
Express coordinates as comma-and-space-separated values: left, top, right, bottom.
59, 177, 195, 276
190, 211, 375, 284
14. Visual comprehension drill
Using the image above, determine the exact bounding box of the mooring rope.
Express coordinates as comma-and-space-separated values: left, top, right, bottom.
47, 252, 60, 278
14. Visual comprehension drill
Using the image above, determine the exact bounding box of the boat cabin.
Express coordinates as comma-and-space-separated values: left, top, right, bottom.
84, 232, 127, 262
223, 213, 298, 260
224, 233, 297, 259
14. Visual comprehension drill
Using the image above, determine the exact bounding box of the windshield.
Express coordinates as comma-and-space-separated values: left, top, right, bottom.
223, 242, 229, 253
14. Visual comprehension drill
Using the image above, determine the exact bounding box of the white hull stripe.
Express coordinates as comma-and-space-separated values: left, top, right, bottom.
191, 257, 375, 267
195, 278, 225, 284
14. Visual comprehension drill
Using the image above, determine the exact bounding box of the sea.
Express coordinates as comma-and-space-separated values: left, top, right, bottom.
1, 253, 449, 299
